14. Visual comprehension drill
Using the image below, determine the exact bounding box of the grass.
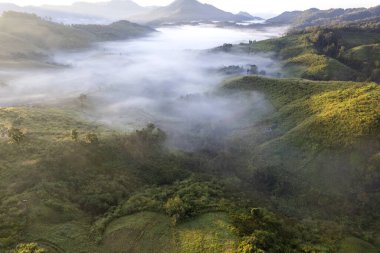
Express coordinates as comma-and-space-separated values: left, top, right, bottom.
222, 75, 380, 217
241, 29, 380, 82
248, 33, 360, 80
0, 106, 190, 250
1, 81, 379, 251
101, 211, 238, 253
223, 76, 379, 148
338, 237, 378, 253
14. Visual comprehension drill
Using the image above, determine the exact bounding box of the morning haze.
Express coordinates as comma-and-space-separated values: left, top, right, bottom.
0, 0, 379, 252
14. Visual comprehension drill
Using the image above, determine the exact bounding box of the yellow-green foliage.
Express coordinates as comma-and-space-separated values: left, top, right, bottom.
9, 242, 46, 253
286, 53, 359, 81
246, 32, 362, 81
222, 75, 380, 202
101, 211, 238, 253
223, 76, 380, 148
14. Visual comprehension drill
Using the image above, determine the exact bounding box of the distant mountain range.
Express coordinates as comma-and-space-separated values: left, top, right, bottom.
129, 0, 262, 25
0, 0, 262, 25
267, 5, 380, 29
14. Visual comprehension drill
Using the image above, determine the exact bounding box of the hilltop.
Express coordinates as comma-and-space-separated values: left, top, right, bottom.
0, 11, 154, 68
267, 5, 380, 29
129, 0, 261, 25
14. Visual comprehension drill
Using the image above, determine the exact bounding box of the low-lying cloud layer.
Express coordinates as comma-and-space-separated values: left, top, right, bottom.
0, 25, 284, 150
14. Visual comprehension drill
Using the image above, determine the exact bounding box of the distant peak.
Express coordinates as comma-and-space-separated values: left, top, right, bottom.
170, 0, 200, 5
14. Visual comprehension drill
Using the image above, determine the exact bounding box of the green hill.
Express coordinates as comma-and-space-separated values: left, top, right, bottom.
266, 5, 380, 30
0, 11, 154, 68
222, 75, 379, 214
238, 26, 380, 82
1, 74, 379, 252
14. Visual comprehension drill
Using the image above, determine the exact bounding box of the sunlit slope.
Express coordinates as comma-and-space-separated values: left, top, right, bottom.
242, 28, 380, 82
101, 212, 237, 253
244, 33, 361, 81
223, 75, 380, 202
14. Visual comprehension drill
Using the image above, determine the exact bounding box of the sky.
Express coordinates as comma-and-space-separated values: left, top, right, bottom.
0, 0, 379, 16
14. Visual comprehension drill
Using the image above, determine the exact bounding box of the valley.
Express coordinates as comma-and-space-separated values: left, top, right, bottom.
0, 1, 379, 253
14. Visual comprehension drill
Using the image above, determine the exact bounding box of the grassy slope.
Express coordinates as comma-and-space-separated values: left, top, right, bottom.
0, 106, 189, 251
243, 29, 380, 82
0, 80, 378, 252
222, 76, 380, 216
101, 212, 237, 253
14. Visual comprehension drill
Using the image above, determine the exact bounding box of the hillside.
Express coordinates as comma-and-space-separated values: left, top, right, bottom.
229, 25, 380, 82
0, 74, 379, 252
1, 5, 380, 253
0, 11, 154, 68
267, 5, 380, 29
221, 75, 380, 222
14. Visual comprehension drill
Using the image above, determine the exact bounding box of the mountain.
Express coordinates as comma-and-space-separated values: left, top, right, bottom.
130, 0, 259, 25
267, 5, 380, 29
236, 11, 259, 20
43, 0, 152, 20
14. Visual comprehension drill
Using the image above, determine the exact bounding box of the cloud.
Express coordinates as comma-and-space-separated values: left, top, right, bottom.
0, 24, 283, 150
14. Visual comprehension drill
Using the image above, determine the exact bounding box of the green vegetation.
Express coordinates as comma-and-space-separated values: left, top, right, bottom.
222, 76, 380, 220
10, 243, 46, 253
0, 11, 154, 68
99, 211, 238, 253
1, 14, 379, 252
265, 6, 380, 30
2, 73, 379, 252
240, 26, 380, 82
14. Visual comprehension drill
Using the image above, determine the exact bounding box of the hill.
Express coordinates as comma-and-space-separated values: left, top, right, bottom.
130, 0, 261, 25
228, 24, 380, 82
267, 5, 380, 30
1, 75, 379, 252
0, 11, 154, 68
221, 75, 380, 222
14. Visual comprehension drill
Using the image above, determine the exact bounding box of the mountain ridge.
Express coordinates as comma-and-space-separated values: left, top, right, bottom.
129, 0, 261, 25
267, 5, 380, 29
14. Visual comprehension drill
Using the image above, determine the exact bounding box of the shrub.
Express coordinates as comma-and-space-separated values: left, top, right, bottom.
71, 129, 79, 141
7, 127, 24, 143
85, 133, 99, 144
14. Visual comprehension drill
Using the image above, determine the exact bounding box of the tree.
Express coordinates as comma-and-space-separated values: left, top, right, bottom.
164, 196, 188, 225
7, 127, 24, 143
71, 129, 79, 141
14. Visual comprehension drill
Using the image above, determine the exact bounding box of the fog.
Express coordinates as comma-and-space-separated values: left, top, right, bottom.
0, 25, 284, 150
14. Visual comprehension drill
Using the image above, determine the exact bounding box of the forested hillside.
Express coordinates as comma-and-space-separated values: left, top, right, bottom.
232, 24, 380, 83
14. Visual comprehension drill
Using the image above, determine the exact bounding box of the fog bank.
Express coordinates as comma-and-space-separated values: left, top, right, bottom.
0, 25, 284, 150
